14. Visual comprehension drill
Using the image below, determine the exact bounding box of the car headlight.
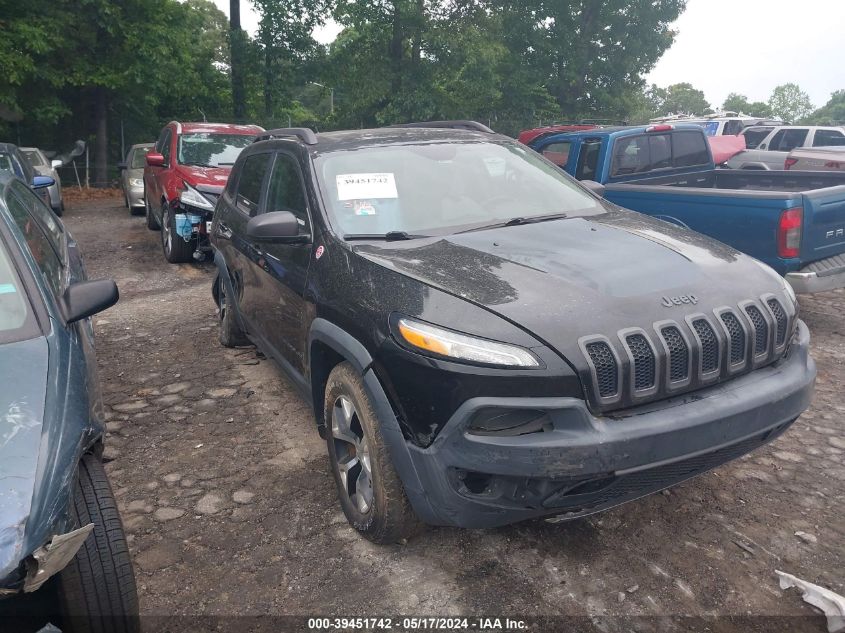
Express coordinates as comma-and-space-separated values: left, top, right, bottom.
129, 178, 143, 187
395, 317, 540, 368
179, 182, 215, 211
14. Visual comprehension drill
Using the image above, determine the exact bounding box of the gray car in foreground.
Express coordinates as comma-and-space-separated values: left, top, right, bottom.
118, 143, 153, 214
20, 147, 63, 216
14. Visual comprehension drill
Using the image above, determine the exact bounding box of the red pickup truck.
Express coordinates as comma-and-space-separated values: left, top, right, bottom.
143, 121, 264, 263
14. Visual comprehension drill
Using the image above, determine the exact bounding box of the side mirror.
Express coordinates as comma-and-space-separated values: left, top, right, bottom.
146, 152, 165, 167
117, 161, 128, 170
61, 279, 119, 324
581, 180, 606, 198
246, 211, 307, 243
51, 159, 62, 169
32, 175, 55, 189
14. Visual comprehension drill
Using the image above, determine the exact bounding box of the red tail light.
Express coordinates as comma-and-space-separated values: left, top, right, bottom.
784, 157, 798, 170
777, 207, 803, 258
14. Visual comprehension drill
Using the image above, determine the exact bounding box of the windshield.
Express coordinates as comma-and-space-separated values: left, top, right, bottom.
177, 133, 254, 168
0, 238, 34, 342
130, 146, 151, 168
21, 150, 44, 166
315, 140, 604, 236
0, 153, 18, 176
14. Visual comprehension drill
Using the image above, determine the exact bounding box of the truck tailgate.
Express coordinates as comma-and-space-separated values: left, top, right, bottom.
800, 185, 845, 264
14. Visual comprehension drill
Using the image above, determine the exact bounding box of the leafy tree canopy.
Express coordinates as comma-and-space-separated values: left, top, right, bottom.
768, 83, 814, 124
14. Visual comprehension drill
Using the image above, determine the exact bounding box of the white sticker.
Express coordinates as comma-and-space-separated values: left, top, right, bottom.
336, 173, 398, 201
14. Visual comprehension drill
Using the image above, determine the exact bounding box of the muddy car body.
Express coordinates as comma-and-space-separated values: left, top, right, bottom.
0, 172, 137, 630
210, 123, 816, 541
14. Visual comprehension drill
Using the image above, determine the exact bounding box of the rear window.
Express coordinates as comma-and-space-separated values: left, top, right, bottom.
21, 150, 44, 166
610, 131, 708, 177
813, 129, 845, 147
130, 147, 151, 168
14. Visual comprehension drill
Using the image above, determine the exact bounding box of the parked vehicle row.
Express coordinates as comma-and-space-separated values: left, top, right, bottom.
118, 142, 153, 213
785, 145, 845, 172
0, 143, 60, 214
725, 125, 845, 170
527, 123, 845, 294
20, 147, 64, 216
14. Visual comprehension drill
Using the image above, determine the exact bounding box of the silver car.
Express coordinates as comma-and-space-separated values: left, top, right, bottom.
725, 125, 845, 170
119, 142, 153, 214
20, 147, 63, 216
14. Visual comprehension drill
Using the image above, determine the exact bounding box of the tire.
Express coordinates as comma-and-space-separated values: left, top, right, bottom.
324, 362, 422, 544
145, 193, 159, 230
160, 204, 194, 264
215, 273, 249, 347
56, 454, 139, 633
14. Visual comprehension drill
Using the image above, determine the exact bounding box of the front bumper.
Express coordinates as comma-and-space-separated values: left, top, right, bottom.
393, 320, 815, 528
127, 186, 145, 208
786, 254, 845, 293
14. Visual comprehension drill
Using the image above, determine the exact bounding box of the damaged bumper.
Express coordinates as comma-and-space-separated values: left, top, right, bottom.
392, 320, 815, 529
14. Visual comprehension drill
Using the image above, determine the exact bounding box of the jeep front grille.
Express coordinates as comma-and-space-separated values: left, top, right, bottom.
585, 341, 618, 398
579, 296, 793, 413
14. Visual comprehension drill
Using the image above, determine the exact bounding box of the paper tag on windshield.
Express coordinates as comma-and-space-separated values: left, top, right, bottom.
336, 173, 398, 201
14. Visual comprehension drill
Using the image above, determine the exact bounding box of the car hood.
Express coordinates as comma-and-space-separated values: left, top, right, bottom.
175, 164, 232, 188
353, 209, 786, 366
0, 336, 49, 580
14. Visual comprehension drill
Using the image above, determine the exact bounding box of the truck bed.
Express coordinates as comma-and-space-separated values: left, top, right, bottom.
618, 169, 845, 193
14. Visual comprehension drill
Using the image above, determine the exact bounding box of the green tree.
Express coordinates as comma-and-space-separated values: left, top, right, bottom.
651, 82, 710, 116
768, 83, 813, 123
721, 93, 771, 117
802, 90, 845, 125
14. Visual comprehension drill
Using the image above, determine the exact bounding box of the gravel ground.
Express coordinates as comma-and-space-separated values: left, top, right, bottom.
62, 196, 843, 632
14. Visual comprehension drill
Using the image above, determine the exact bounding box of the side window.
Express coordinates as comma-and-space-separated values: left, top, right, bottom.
724, 120, 744, 136
160, 129, 172, 165
743, 127, 772, 149
541, 142, 571, 167
813, 129, 845, 147
672, 131, 710, 167
235, 153, 271, 216
266, 154, 309, 232
575, 140, 602, 180
5, 190, 63, 296
611, 135, 650, 176
9, 181, 63, 252
770, 129, 808, 152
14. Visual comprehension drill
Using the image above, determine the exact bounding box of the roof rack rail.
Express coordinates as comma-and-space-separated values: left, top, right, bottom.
389, 120, 494, 134
255, 127, 318, 145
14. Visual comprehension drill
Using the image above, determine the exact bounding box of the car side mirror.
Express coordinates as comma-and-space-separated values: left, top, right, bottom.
146, 152, 165, 167
51, 159, 62, 169
246, 211, 308, 243
61, 279, 119, 324
117, 161, 128, 170
581, 180, 606, 198
32, 175, 55, 189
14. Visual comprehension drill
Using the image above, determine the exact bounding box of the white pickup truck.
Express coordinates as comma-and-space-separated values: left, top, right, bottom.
726, 125, 845, 170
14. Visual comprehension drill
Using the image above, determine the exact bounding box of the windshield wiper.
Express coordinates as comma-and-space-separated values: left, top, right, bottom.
456, 212, 569, 234
343, 231, 430, 242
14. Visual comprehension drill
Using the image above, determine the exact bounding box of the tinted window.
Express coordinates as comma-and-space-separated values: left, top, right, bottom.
9, 181, 63, 252
236, 153, 271, 216
611, 135, 650, 176
6, 189, 63, 296
0, 152, 23, 178
769, 129, 809, 152
813, 129, 845, 147
650, 134, 671, 169
541, 142, 571, 167
575, 140, 602, 180
672, 131, 710, 167
266, 154, 309, 231
743, 127, 773, 149
724, 120, 744, 135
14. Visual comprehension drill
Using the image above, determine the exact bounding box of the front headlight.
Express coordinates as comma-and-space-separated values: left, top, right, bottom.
129, 178, 143, 187
179, 182, 215, 211
395, 317, 540, 368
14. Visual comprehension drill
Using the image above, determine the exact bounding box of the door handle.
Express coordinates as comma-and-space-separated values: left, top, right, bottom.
217, 222, 233, 239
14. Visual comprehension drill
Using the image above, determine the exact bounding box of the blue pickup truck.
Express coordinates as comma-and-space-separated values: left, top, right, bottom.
528, 124, 845, 293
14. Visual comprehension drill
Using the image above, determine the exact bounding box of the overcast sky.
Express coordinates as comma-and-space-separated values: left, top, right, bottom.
214, 0, 844, 110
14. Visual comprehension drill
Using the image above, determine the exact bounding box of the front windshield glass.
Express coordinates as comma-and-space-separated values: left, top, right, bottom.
315, 140, 604, 236
178, 133, 254, 168
130, 146, 151, 168
0, 239, 31, 340
21, 150, 44, 166
0, 153, 16, 175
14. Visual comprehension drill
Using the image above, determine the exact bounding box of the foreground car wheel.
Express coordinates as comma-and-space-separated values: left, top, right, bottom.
56, 454, 139, 633
144, 194, 159, 231
161, 205, 194, 264
214, 273, 249, 347
324, 362, 421, 544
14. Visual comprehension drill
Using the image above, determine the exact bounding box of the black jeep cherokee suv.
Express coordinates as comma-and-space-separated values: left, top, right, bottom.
210, 122, 815, 543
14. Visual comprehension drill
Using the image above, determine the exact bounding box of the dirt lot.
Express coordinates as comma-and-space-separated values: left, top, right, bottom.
64, 196, 843, 631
